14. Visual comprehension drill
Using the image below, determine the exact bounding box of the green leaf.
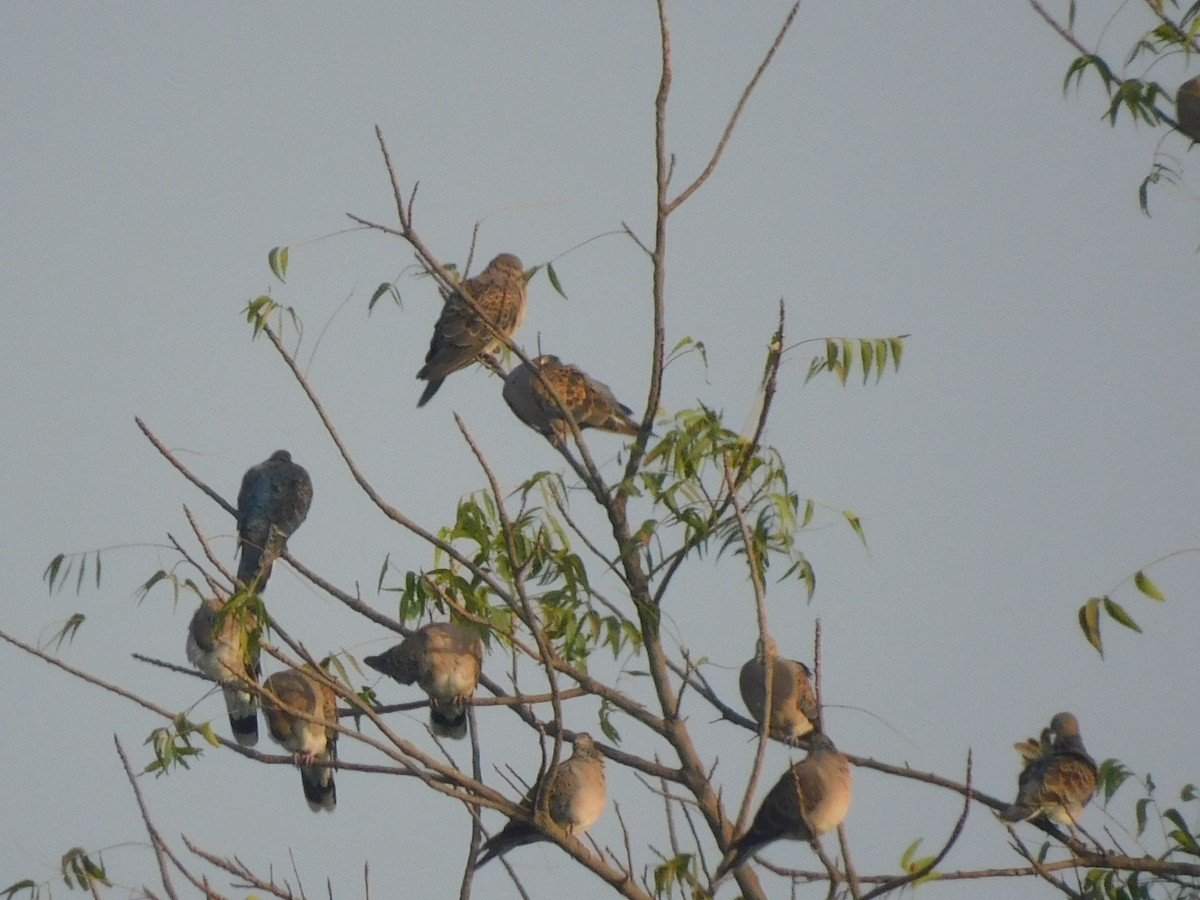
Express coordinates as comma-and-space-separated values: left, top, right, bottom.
888, 336, 905, 371
874, 338, 889, 383
1079, 597, 1103, 656
268, 246, 288, 282
860, 339, 874, 385
0, 880, 38, 900
1102, 597, 1142, 633
1136, 797, 1150, 836
368, 282, 400, 313
376, 553, 390, 593
1133, 570, 1165, 601
199, 722, 221, 747
50, 613, 85, 651
801, 498, 814, 527
43, 553, 65, 594
598, 699, 621, 744
843, 510, 867, 548
546, 261, 568, 299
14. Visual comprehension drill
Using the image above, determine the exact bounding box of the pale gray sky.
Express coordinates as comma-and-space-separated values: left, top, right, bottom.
2, 3, 1197, 899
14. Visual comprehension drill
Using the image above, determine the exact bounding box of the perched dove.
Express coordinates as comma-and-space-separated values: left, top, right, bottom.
502, 355, 639, 443
363, 622, 484, 739
1000, 711, 1097, 827
714, 733, 852, 879
261, 667, 338, 812
236, 450, 313, 591
476, 733, 607, 868
1177, 75, 1200, 143
185, 596, 261, 747
738, 636, 818, 744
416, 253, 528, 407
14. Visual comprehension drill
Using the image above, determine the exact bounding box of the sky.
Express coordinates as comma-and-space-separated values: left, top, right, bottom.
2, 3, 1198, 899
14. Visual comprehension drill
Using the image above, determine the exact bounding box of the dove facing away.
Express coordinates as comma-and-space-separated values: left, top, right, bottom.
236, 450, 313, 591
261, 667, 338, 812
1000, 711, 1097, 828
714, 733, 852, 880
738, 636, 818, 744
185, 596, 261, 746
417, 253, 528, 407
476, 733, 607, 868
363, 622, 484, 739
1177, 75, 1200, 143
503, 355, 639, 443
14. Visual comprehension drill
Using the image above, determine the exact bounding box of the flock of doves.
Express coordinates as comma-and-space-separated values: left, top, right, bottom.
184, 253, 1101, 879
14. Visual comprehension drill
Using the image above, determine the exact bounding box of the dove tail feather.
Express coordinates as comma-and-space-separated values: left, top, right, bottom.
430, 704, 468, 740
301, 765, 336, 812
476, 822, 540, 868
223, 686, 259, 747
237, 548, 267, 589
417, 377, 444, 407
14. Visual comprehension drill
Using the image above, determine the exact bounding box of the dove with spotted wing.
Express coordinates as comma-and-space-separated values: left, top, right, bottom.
1000, 712, 1097, 827
502, 355, 638, 443
417, 253, 528, 407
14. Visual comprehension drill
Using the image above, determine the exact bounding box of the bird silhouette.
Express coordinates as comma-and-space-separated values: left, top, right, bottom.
417, 253, 527, 407
236, 450, 312, 591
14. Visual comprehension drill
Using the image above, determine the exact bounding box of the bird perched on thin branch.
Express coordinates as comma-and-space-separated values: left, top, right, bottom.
738, 636, 818, 745
714, 733, 852, 880
503, 355, 639, 443
363, 622, 484, 740
1000, 711, 1097, 828
417, 253, 528, 407
476, 733, 607, 868
261, 666, 338, 812
236, 450, 312, 591
185, 596, 261, 746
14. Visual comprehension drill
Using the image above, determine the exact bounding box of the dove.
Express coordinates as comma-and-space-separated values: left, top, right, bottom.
417, 253, 528, 407
502, 355, 639, 443
363, 622, 484, 739
185, 596, 261, 746
261, 667, 338, 812
1000, 712, 1097, 828
236, 450, 313, 591
738, 636, 818, 744
1177, 75, 1200, 143
476, 733, 607, 868
714, 733, 852, 879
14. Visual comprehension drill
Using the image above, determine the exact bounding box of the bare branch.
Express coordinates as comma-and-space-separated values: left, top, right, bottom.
663, 2, 800, 216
